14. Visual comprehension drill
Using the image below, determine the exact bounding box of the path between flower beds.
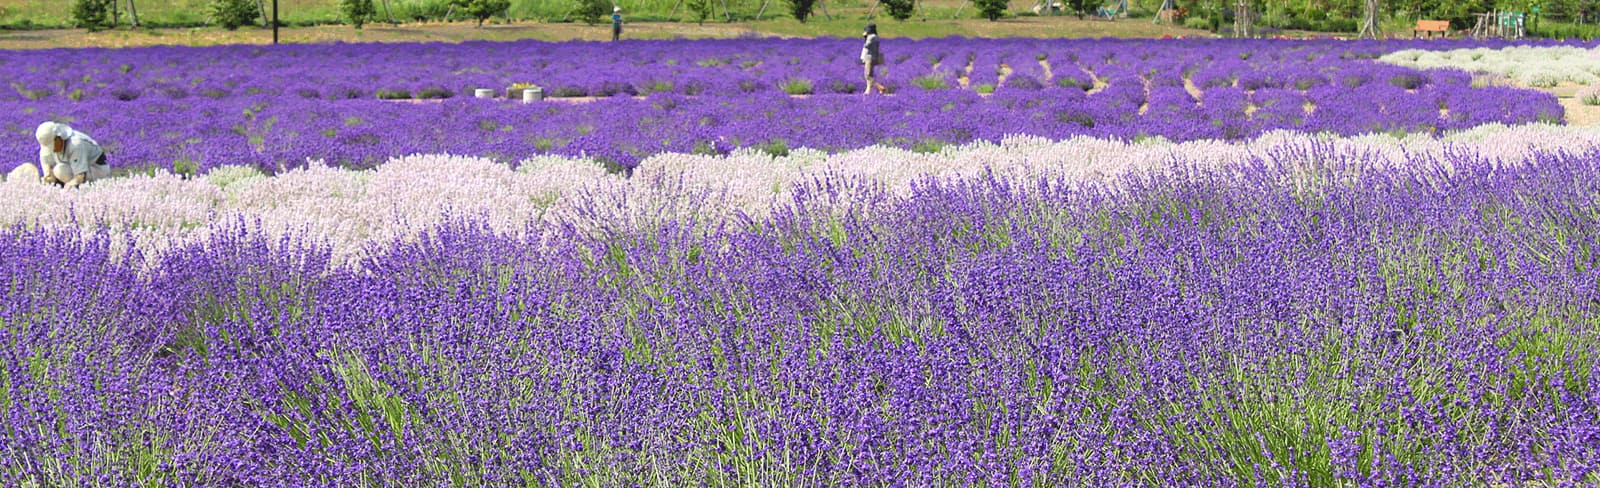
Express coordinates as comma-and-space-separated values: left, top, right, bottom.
1535, 84, 1600, 126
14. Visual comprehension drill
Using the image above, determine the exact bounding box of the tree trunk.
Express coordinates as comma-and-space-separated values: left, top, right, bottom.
112, 0, 120, 28
382, 0, 397, 25
256, 0, 268, 26
127, 0, 140, 27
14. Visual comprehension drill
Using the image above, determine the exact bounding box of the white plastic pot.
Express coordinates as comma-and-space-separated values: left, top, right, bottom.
474, 88, 495, 99
523, 88, 544, 103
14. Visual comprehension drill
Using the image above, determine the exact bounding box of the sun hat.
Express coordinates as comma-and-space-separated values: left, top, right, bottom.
35, 122, 67, 150
614, 6, 621, 12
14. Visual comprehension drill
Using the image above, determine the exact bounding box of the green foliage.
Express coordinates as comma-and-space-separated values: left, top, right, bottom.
1064, 0, 1087, 19
209, 0, 259, 30
70, 0, 113, 32
687, 0, 714, 24
392, 0, 452, 22
912, 75, 949, 90
448, 0, 510, 26
575, 0, 609, 25
781, 78, 814, 95
883, 0, 914, 21
341, 0, 377, 28
375, 88, 412, 99
787, 0, 817, 23
974, 0, 1008, 20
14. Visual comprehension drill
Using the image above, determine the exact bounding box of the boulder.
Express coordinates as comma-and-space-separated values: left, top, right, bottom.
6, 163, 39, 183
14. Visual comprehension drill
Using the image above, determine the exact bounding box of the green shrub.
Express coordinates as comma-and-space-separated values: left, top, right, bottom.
687, 0, 714, 24
375, 89, 412, 99
913, 75, 949, 90
974, 0, 1007, 21
71, 0, 113, 32
393, 0, 451, 22
210, 0, 260, 30
974, 83, 996, 94
781, 78, 813, 95
575, 0, 608, 25
341, 0, 377, 28
416, 86, 453, 99
1183, 16, 1210, 30
787, 0, 817, 22
884, 0, 914, 21
448, 0, 510, 27
759, 140, 790, 157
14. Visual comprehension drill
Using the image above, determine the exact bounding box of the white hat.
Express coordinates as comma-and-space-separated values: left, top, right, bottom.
614, 6, 621, 12
35, 122, 67, 150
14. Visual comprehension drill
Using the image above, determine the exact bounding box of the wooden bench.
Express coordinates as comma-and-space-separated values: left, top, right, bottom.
1414, 20, 1450, 38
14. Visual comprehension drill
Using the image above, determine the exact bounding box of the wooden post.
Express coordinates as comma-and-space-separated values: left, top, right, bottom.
272, 0, 279, 44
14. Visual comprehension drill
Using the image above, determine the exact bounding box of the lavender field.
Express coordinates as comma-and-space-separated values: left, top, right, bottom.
0, 38, 1568, 171
4, 38, 1600, 486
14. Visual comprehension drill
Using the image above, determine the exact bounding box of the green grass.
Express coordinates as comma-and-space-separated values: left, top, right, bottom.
781, 78, 814, 95
912, 74, 949, 90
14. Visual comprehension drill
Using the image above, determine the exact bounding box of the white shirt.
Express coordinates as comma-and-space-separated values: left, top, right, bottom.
39, 128, 104, 176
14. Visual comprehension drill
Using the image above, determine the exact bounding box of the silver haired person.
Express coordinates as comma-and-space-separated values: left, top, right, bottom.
35, 121, 110, 189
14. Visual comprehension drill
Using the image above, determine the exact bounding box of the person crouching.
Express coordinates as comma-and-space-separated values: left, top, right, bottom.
35, 121, 110, 189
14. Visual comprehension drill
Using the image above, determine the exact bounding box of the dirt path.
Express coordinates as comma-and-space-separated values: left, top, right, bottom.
1522, 83, 1600, 126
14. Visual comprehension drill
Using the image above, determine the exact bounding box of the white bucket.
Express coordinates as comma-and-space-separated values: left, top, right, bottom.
474, 88, 495, 99
523, 88, 544, 103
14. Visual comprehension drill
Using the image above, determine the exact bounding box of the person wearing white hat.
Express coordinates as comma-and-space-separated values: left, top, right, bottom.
611, 6, 623, 41
35, 121, 110, 189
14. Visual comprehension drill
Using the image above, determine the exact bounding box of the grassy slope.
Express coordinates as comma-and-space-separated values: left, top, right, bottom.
3, 0, 1170, 27
0, 16, 1213, 50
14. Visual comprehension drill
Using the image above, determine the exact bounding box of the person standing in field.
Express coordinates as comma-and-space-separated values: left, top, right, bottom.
612, 7, 623, 41
862, 24, 887, 95
34, 121, 110, 189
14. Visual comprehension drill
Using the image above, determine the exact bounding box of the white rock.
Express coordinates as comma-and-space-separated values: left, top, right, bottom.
6, 163, 40, 183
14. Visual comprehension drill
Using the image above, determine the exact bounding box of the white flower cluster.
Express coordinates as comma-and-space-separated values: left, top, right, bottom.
3, 124, 1596, 266
1382, 46, 1600, 87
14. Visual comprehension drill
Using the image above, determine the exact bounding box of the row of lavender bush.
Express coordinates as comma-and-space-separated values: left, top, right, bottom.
1, 38, 1587, 102
0, 78, 1559, 173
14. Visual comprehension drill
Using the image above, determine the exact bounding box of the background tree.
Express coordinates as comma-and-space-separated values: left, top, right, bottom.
342, 0, 377, 28
71, 0, 113, 32
788, 0, 818, 22
448, 0, 510, 27
575, 0, 609, 24
974, 0, 1008, 20
1066, 0, 1088, 19
209, 0, 259, 30
688, 0, 714, 24
884, 0, 915, 20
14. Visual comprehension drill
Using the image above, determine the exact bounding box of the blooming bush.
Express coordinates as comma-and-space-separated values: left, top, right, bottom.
5, 125, 1600, 485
